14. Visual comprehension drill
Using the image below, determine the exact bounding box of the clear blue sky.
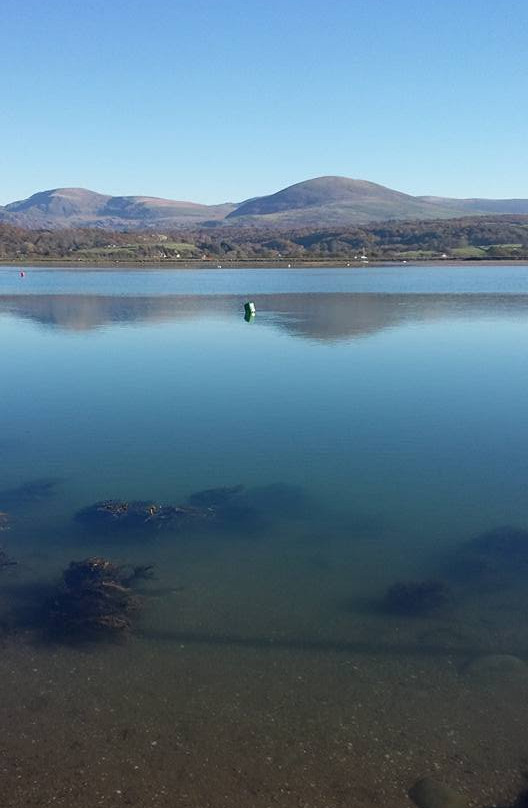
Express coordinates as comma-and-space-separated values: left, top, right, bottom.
1, 0, 527, 204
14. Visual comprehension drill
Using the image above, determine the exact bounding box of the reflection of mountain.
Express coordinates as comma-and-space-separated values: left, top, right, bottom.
0, 293, 526, 342
257, 294, 528, 341
0, 294, 234, 332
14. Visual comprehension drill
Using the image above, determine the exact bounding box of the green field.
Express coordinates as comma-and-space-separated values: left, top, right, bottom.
450, 246, 488, 258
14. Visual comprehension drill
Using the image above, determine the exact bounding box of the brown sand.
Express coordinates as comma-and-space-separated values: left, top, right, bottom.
1, 630, 527, 808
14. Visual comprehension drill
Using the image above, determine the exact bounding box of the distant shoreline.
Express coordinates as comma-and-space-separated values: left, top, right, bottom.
2, 259, 528, 270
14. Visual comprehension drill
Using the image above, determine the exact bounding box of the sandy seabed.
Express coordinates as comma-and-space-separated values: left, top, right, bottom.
1, 630, 527, 808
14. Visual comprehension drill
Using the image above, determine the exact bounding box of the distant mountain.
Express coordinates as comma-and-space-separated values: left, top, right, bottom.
417, 196, 528, 215
1, 178, 528, 230
0, 188, 235, 229
5, 188, 111, 218
229, 177, 528, 226
227, 176, 467, 225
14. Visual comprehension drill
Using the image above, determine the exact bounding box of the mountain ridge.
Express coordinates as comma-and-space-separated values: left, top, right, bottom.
1, 177, 527, 230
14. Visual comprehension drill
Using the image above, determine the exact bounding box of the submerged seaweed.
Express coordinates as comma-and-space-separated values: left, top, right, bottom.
75, 499, 214, 532
49, 557, 147, 638
74, 481, 311, 542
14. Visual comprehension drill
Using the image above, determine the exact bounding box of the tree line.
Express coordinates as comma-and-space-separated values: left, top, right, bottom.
1, 215, 528, 262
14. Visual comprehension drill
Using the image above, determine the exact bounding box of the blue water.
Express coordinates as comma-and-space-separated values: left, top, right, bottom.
2, 263, 528, 294
1, 266, 528, 807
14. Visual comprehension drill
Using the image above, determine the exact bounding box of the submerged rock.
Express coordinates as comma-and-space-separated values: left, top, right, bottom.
384, 579, 450, 616
49, 557, 147, 638
409, 777, 466, 808
76, 481, 310, 538
0, 512, 11, 532
75, 500, 159, 527
75, 499, 214, 531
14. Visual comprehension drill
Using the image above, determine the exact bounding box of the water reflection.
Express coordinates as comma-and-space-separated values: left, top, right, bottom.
1, 292, 527, 341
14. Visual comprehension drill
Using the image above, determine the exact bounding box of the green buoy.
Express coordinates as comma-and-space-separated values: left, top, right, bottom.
244, 301, 256, 322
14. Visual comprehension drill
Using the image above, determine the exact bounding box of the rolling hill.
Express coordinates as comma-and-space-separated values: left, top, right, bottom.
0, 187, 235, 229
227, 176, 468, 225
417, 195, 528, 215
1, 177, 528, 230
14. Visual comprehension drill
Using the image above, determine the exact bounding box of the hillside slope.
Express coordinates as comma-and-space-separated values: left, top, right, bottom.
418, 196, 528, 215
227, 176, 468, 225
0, 188, 235, 229
1, 178, 528, 230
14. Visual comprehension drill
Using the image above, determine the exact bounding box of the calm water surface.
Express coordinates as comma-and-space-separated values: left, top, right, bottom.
1, 266, 528, 807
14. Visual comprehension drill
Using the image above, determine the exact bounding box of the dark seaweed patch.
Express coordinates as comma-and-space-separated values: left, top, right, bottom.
75, 500, 214, 532
48, 557, 148, 639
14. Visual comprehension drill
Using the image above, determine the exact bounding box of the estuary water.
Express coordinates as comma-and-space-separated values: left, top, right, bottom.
1, 265, 528, 807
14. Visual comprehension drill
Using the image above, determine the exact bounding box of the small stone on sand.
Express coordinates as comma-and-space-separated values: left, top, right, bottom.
409, 777, 466, 808
463, 654, 527, 682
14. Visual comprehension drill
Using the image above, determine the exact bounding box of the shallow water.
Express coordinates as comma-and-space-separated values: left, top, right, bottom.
1, 266, 528, 807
